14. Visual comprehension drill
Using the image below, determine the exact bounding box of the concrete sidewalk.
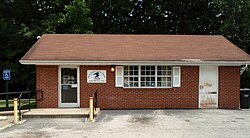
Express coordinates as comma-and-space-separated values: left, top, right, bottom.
0, 116, 7, 120
0, 116, 13, 131
22, 108, 100, 118
0, 108, 100, 131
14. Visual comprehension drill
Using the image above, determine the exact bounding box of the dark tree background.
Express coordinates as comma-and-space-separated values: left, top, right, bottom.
1, 0, 250, 92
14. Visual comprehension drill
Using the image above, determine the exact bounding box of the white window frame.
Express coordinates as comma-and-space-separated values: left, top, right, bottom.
140, 65, 156, 88
122, 65, 174, 88
157, 66, 172, 88
58, 65, 80, 108
123, 66, 139, 87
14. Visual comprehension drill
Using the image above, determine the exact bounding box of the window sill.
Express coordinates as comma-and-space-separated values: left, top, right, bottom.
123, 87, 173, 89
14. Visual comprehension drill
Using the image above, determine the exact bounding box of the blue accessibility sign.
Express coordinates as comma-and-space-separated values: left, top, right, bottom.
3, 69, 11, 80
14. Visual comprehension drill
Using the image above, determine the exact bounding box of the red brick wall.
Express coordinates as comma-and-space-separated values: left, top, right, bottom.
80, 66, 199, 109
218, 66, 240, 109
36, 65, 58, 108
35, 65, 240, 109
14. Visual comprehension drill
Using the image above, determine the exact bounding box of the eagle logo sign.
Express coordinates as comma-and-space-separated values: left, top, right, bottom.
93, 72, 100, 79
87, 70, 106, 83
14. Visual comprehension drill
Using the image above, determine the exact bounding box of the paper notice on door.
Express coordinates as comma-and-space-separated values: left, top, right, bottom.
71, 84, 77, 88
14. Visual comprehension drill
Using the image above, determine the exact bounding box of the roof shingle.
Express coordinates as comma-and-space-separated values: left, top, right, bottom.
21, 34, 250, 61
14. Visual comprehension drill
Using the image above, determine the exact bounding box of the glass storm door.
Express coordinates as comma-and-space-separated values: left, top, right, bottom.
59, 67, 79, 107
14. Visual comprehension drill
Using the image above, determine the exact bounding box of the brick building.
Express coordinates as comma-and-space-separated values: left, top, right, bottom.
20, 34, 250, 109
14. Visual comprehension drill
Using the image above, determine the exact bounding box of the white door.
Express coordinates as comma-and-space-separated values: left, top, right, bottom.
59, 66, 80, 107
199, 66, 218, 108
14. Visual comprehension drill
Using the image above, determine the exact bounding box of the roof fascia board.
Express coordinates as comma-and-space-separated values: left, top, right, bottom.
19, 60, 250, 66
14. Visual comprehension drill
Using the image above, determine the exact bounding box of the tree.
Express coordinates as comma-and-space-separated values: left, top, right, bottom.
0, 0, 93, 92
87, 0, 222, 34
64, 0, 93, 33
217, 0, 250, 53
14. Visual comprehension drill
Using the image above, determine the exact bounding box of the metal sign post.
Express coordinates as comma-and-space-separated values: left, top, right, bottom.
3, 69, 11, 108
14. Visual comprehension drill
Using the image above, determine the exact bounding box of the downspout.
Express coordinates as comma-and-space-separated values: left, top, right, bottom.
240, 64, 248, 75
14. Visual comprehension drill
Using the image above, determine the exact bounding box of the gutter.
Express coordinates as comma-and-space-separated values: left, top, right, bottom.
19, 60, 250, 66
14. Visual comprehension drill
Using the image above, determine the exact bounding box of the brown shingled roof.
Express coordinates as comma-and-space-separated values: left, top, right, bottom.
21, 34, 250, 61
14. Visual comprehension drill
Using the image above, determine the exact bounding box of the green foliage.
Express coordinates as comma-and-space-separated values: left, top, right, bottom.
0, 98, 36, 108
87, 0, 223, 34
38, 0, 93, 34
0, 0, 93, 92
217, 0, 250, 53
64, 0, 93, 33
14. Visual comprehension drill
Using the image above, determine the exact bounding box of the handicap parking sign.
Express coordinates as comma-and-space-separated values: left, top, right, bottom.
3, 69, 10, 80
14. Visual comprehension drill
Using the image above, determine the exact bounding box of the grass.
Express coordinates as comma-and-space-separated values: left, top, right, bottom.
0, 98, 36, 108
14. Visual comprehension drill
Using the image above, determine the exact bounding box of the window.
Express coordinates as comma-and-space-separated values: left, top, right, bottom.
157, 66, 172, 87
141, 66, 155, 87
124, 66, 139, 87
123, 65, 174, 88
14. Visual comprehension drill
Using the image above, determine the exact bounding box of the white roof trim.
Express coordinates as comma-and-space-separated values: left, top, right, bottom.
19, 60, 250, 66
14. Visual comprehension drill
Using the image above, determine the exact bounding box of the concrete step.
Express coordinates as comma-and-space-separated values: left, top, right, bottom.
0, 116, 7, 120
22, 108, 100, 118
0, 110, 29, 116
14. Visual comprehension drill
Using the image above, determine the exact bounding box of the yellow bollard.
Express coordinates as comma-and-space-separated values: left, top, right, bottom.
14, 98, 18, 124
89, 97, 94, 122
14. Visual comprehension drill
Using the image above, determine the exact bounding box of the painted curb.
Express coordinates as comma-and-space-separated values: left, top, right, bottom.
0, 120, 27, 131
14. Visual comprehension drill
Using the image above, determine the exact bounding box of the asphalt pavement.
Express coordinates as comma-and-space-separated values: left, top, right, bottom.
0, 109, 250, 138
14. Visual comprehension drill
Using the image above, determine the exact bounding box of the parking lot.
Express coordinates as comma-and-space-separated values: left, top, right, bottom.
1, 109, 250, 138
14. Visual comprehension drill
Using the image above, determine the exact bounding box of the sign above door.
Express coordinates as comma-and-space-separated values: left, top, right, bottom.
87, 70, 106, 83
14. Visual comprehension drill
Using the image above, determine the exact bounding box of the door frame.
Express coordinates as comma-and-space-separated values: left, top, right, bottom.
199, 66, 219, 108
58, 65, 80, 108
